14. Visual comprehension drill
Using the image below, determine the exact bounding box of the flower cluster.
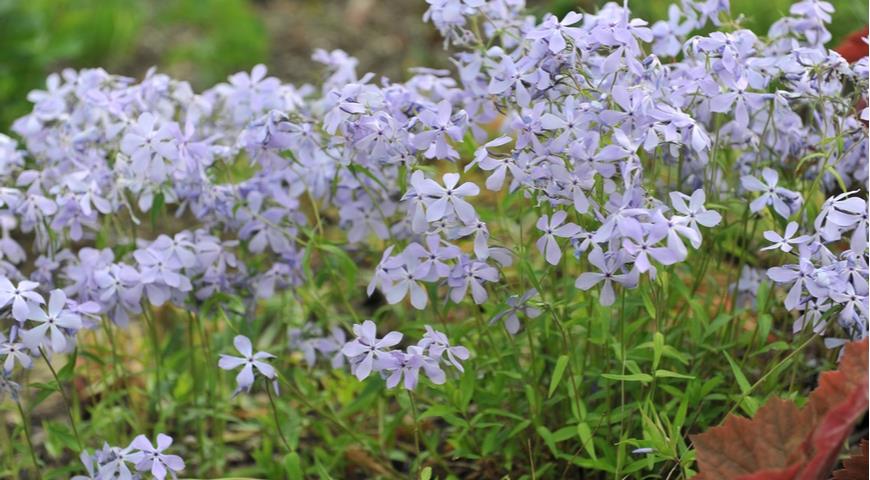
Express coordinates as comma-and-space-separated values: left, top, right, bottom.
341, 320, 469, 390
0, 0, 865, 475
765, 192, 868, 341
73, 434, 184, 480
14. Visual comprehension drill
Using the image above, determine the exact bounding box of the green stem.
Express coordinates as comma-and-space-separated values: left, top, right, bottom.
265, 383, 292, 453
16, 399, 41, 479
39, 347, 83, 449
186, 311, 207, 471
408, 390, 421, 461
141, 305, 163, 424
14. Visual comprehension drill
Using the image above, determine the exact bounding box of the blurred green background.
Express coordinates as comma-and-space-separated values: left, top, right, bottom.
0, 0, 866, 129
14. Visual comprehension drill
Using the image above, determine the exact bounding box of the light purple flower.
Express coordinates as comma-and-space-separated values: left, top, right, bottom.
767, 258, 820, 310
341, 320, 403, 381
536, 211, 582, 265
0, 278, 43, 322
761, 222, 810, 253
129, 433, 185, 480
381, 346, 445, 390
0, 331, 31, 373
622, 229, 681, 275
384, 260, 429, 310
526, 11, 584, 53
120, 112, 179, 183
669, 189, 722, 244
490, 289, 541, 335
411, 100, 465, 160
314, 327, 347, 369
741, 168, 802, 218
20, 289, 82, 353
418, 325, 469, 372
404, 235, 461, 281
218, 335, 277, 397
448, 257, 498, 304
413, 172, 480, 224
575, 248, 639, 306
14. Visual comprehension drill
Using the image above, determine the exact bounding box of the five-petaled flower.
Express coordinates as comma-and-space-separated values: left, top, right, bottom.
218, 335, 278, 397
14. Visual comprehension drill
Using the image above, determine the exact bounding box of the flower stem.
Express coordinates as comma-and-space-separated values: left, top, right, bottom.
15, 399, 41, 479
265, 382, 292, 453
39, 347, 83, 449
407, 390, 421, 461
141, 305, 163, 423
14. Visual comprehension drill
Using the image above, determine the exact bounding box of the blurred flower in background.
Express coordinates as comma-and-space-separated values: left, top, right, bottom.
0, 0, 865, 130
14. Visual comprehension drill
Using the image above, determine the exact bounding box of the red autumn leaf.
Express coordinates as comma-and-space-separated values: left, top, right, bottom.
831, 439, 868, 480
691, 338, 869, 480
834, 26, 869, 64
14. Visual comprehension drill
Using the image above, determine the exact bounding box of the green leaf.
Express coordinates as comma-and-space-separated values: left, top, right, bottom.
641, 289, 656, 319
652, 332, 664, 370
459, 370, 474, 411
754, 316, 771, 349
548, 355, 570, 398
703, 313, 733, 339
150, 190, 165, 229
420, 466, 433, 480
755, 340, 789, 355
601, 373, 653, 384
283, 452, 303, 479
43, 421, 78, 456
755, 280, 771, 313
420, 405, 456, 420
654, 369, 695, 380
576, 422, 597, 460
723, 352, 751, 394
536, 426, 559, 456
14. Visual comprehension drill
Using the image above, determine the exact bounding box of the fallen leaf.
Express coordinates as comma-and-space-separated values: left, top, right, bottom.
691, 338, 869, 480
831, 439, 868, 480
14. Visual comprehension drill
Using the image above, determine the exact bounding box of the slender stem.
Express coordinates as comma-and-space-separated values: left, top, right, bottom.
265, 383, 292, 453
141, 305, 163, 422
407, 390, 421, 461
16, 400, 41, 479
725, 333, 818, 417
527, 439, 537, 480
276, 374, 401, 478
39, 347, 83, 449
186, 311, 207, 471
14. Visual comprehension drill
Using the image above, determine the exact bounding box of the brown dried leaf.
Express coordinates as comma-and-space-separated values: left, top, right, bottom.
691, 338, 869, 480
831, 440, 868, 480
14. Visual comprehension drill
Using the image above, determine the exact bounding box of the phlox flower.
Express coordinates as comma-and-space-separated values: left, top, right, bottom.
536, 211, 582, 265
0, 277, 42, 322
741, 168, 802, 218
621, 228, 681, 275
404, 235, 461, 282
341, 320, 403, 381
575, 248, 639, 306
411, 100, 465, 160
526, 11, 584, 53
413, 172, 480, 224
0, 330, 31, 373
418, 325, 470, 372
669, 189, 722, 243
490, 289, 541, 335
218, 335, 278, 397
761, 222, 810, 253
20, 289, 82, 353
128, 433, 185, 480
448, 257, 498, 304
384, 260, 429, 310
381, 346, 445, 390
